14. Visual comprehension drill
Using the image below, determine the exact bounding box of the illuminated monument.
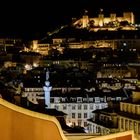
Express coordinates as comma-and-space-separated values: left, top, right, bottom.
43, 69, 52, 108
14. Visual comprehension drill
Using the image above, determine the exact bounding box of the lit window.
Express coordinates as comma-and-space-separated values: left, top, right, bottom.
123, 43, 126, 46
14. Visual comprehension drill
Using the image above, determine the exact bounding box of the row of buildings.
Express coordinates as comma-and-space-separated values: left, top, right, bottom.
15, 68, 139, 139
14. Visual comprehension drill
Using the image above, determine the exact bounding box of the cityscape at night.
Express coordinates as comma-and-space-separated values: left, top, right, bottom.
0, 1, 140, 140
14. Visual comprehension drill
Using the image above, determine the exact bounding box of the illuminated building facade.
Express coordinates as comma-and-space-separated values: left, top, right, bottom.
30, 38, 140, 54
119, 91, 140, 140
50, 91, 108, 131
97, 66, 132, 79
88, 108, 119, 135
30, 40, 64, 56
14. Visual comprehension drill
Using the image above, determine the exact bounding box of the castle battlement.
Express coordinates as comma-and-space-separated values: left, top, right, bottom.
73, 10, 135, 29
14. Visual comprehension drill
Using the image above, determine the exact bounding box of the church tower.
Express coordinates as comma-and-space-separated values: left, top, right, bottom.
43, 69, 52, 108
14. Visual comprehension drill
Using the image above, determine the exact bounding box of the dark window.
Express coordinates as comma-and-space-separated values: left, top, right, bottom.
72, 113, 75, 118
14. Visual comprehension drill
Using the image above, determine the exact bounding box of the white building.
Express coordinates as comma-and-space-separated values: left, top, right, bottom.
22, 87, 108, 133
50, 90, 108, 131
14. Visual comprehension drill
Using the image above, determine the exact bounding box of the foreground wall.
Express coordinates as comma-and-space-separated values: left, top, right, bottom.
66, 130, 135, 140
91, 131, 135, 140
0, 98, 67, 140
0, 98, 136, 140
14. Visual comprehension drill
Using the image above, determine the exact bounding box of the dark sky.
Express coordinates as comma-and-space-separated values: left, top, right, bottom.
0, 0, 140, 39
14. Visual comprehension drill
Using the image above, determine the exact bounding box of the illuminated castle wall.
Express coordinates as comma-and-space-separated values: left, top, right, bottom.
74, 11, 135, 28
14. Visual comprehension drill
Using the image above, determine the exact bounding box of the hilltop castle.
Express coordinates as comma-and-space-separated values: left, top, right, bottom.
73, 10, 135, 30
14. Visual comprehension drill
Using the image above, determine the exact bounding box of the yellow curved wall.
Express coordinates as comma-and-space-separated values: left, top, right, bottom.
0, 98, 67, 140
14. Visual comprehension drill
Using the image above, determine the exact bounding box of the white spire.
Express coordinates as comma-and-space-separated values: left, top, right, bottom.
43, 68, 52, 108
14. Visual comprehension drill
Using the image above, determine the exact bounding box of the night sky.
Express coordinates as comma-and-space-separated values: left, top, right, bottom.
0, 0, 140, 39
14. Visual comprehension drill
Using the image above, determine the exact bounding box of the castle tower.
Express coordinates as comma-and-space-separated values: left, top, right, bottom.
98, 8, 104, 26
123, 12, 135, 24
43, 69, 52, 108
110, 13, 116, 22
82, 9, 89, 28
32, 40, 38, 50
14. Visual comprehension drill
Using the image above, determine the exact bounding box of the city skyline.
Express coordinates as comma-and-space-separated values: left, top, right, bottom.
1, 3, 140, 138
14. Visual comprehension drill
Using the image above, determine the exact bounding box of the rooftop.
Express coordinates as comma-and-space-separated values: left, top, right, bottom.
120, 98, 140, 104
92, 107, 119, 115
118, 111, 140, 121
